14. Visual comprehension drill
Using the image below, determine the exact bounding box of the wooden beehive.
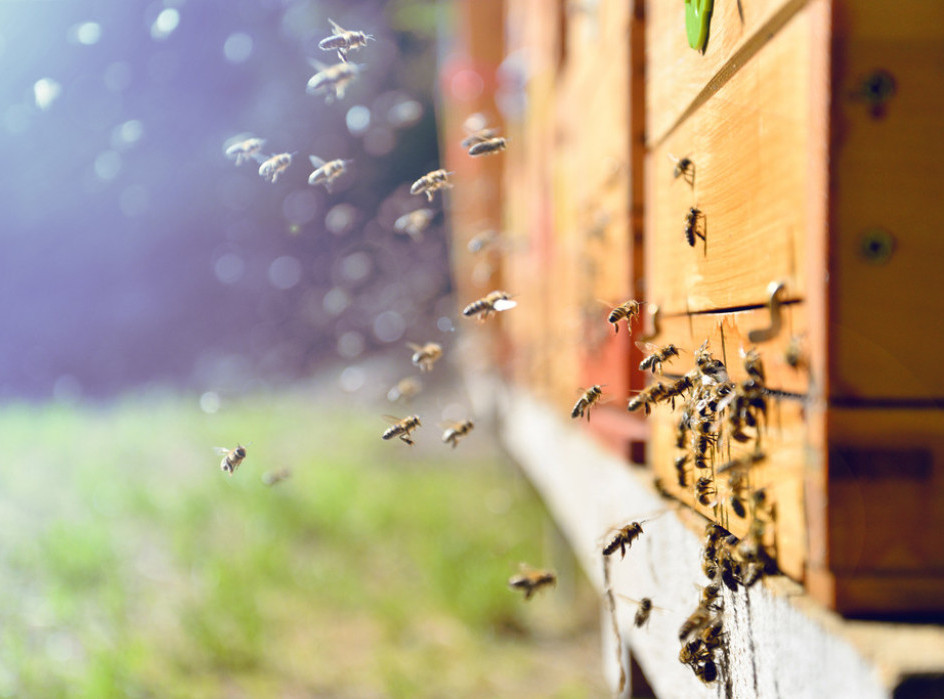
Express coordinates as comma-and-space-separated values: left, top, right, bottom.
444, 0, 944, 616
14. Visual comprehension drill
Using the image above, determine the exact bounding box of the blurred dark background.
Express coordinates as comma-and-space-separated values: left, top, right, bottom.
0, 0, 452, 400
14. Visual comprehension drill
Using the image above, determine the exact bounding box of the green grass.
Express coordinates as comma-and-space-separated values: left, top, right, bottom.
0, 389, 603, 698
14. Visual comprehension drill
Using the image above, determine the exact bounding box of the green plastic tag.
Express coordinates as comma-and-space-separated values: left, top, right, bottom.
685, 0, 714, 52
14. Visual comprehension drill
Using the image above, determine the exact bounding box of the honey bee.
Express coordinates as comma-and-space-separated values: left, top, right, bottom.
387, 376, 422, 403
678, 604, 713, 642
627, 382, 668, 415
225, 136, 266, 166
460, 112, 499, 148
674, 454, 690, 486
318, 18, 373, 62
215, 444, 247, 475
394, 208, 435, 241
684, 207, 705, 247
261, 468, 292, 486
727, 471, 750, 519
308, 156, 352, 191
441, 419, 474, 448
638, 342, 681, 374
719, 548, 740, 592
572, 385, 604, 421
716, 451, 765, 475
695, 476, 716, 506
508, 565, 557, 600
695, 341, 729, 384
741, 347, 766, 385
381, 415, 422, 446
785, 334, 807, 369
663, 370, 697, 409
468, 137, 507, 156
407, 342, 443, 372
306, 60, 361, 103
258, 153, 293, 183
692, 432, 715, 470
670, 154, 695, 184
694, 658, 719, 684
606, 299, 641, 334
467, 229, 501, 253
410, 168, 453, 201
602, 521, 645, 558
634, 597, 655, 628
462, 290, 517, 319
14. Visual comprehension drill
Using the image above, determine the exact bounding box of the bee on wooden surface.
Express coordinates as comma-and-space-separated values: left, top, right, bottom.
318, 18, 373, 62
695, 341, 729, 384
695, 476, 716, 506
674, 454, 690, 487
394, 208, 435, 241
692, 432, 715, 470
460, 112, 499, 149
468, 136, 507, 156
700, 582, 722, 610
572, 385, 604, 421
602, 521, 645, 559
694, 658, 719, 684
684, 206, 705, 247
638, 342, 681, 374
719, 548, 740, 592
215, 444, 247, 475
258, 152, 293, 183
669, 154, 695, 185
508, 565, 557, 600
606, 299, 641, 334
225, 136, 266, 166
462, 290, 517, 320
441, 419, 474, 449
261, 468, 292, 486
387, 376, 422, 403
716, 451, 765, 475
407, 342, 443, 372
678, 604, 713, 642
381, 415, 422, 446
785, 334, 807, 369
675, 407, 693, 448
727, 471, 750, 519
741, 347, 766, 385
663, 371, 697, 409
306, 60, 361, 103
308, 156, 352, 191
410, 168, 453, 201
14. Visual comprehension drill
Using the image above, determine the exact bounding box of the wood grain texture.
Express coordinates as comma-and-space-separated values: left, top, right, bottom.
645, 5, 812, 315
644, 0, 807, 146
829, 2, 944, 400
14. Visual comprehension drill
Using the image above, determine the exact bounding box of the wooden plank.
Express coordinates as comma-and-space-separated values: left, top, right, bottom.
644, 0, 806, 146
644, 5, 812, 315
829, 2, 944, 400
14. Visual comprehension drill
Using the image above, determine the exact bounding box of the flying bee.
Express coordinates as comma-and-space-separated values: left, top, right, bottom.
306, 60, 361, 103
468, 136, 507, 156
261, 468, 292, 486
627, 382, 668, 415
308, 156, 352, 191
606, 299, 641, 334
602, 521, 645, 559
225, 136, 266, 166
462, 290, 517, 319
407, 342, 443, 372
394, 208, 435, 241
215, 444, 248, 475
615, 595, 662, 628
572, 385, 604, 421
460, 112, 499, 148
674, 453, 690, 486
669, 154, 695, 185
508, 564, 557, 600
258, 153, 293, 183
467, 229, 501, 253
637, 342, 681, 374
387, 376, 422, 403
663, 371, 697, 409
318, 18, 373, 62
695, 476, 716, 506
410, 168, 453, 201
381, 415, 422, 446
441, 419, 474, 448
684, 206, 705, 247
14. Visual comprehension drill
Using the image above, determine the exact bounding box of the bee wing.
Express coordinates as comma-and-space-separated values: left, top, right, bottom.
381, 414, 403, 424
492, 298, 517, 312
307, 57, 330, 71
328, 18, 346, 35
213, 446, 231, 455
309, 155, 326, 168
635, 340, 661, 354
462, 112, 489, 135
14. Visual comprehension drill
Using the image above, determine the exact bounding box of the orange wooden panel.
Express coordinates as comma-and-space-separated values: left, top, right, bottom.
645, 0, 806, 146
829, 3, 944, 400
645, 5, 812, 315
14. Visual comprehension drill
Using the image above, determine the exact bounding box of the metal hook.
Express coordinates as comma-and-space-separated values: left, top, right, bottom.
748, 282, 786, 343
638, 304, 661, 342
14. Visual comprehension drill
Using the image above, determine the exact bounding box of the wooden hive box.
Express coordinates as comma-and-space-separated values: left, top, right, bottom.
443, 0, 944, 617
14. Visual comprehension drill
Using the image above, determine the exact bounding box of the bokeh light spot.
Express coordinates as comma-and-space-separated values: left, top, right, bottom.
450, 68, 484, 101
339, 365, 366, 392
71, 21, 102, 45
223, 32, 253, 63
111, 119, 144, 149
200, 391, 221, 414
337, 331, 365, 359
387, 99, 423, 128
325, 203, 357, 235
94, 150, 122, 181
151, 8, 180, 40
281, 189, 320, 226
268, 256, 302, 290
214, 253, 244, 285
345, 105, 370, 135
323, 287, 350, 316
340, 252, 371, 283
373, 310, 406, 343
33, 78, 61, 111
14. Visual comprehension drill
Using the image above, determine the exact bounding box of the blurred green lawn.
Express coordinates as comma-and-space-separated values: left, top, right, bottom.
0, 389, 604, 698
